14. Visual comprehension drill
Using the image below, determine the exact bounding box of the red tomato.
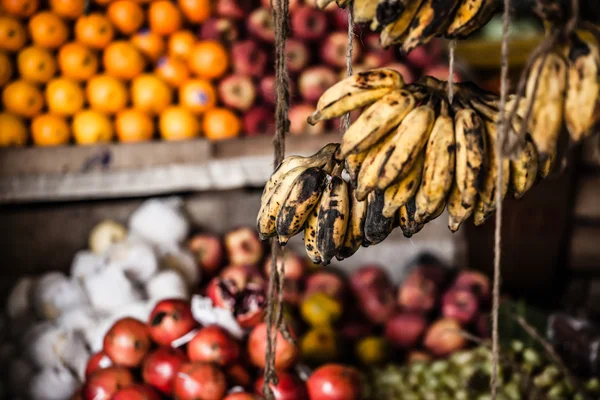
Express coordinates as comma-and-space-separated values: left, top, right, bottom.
187, 325, 240, 366
148, 298, 197, 346
103, 318, 150, 368
306, 364, 363, 400
111, 384, 161, 400
85, 351, 113, 378
173, 362, 227, 400
83, 367, 134, 400
254, 372, 307, 400
247, 322, 298, 370
142, 347, 188, 395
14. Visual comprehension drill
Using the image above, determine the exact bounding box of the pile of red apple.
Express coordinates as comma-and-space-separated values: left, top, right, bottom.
205, 0, 456, 136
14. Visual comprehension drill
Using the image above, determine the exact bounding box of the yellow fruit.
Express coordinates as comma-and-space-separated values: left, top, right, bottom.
0, 112, 27, 147
355, 336, 389, 366
300, 327, 340, 365
72, 110, 114, 144
2, 79, 44, 118
300, 292, 343, 327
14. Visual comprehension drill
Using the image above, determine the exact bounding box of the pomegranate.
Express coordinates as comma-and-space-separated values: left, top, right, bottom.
142, 347, 188, 395
452, 270, 491, 301
83, 367, 134, 400
254, 372, 308, 400
85, 351, 113, 378
247, 322, 298, 370
103, 318, 150, 368
263, 250, 305, 280
441, 289, 479, 325
148, 299, 196, 346
187, 325, 240, 366
303, 271, 346, 302
307, 364, 363, 400
225, 363, 252, 388
173, 362, 227, 400
111, 384, 161, 400
349, 266, 396, 323
224, 393, 257, 400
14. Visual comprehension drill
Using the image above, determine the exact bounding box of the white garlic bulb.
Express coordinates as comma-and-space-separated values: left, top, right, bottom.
146, 270, 189, 302
29, 366, 78, 400
82, 267, 142, 314
106, 237, 158, 284
129, 198, 189, 247
6, 276, 35, 319
89, 219, 128, 254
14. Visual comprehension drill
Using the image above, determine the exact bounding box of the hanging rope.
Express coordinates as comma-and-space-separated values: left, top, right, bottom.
263, 0, 290, 398
447, 39, 457, 104
491, 0, 511, 397
341, 3, 355, 133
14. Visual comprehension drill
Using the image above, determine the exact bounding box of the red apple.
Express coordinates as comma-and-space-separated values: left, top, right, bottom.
215, 0, 246, 20
384, 62, 414, 83
243, 106, 273, 136
423, 318, 467, 357
148, 299, 196, 346
103, 318, 150, 368
384, 313, 427, 349
442, 289, 479, 325
218, 75, 257, 112
254, 372, 307, 400
285, 39, 310, 74
187, 233, 224, 277
291, 6, 328, 40
225, 364, 252, 389
261, 0, 301, 12
224, 393, 256, 400
423, 64, 462, 83
307, 364, 362, 400
142, 347, 188, 395
231, 41, 268, 77
224, 227, 264, 266
247, 7, 275, 43
451, 270, 491, 301
173, 362, 227, 400
289, 103, 326, 136
187, 325, 240, 366
112, 384, 161, 400
199, 18, 239, 44
298, 66, 337, 103
329, 8, 350, 30
247, 322, 298, 370
350, 265, 396, 324
320, 31, 361, 68
304, 271, 346, 301
397, 269, 438, 313
263, 250, 305, 280
85, 351, 113, 378
84, 367, 134, 400
349, 265, 390, 292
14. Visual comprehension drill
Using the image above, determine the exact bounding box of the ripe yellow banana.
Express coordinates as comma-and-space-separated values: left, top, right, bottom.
401, 0, 462, 54
415, 199, 446, 225
304, 207, 322, 264
399, 197, 424, 238
446, 0, 497, 39
375, 101, 436, 191
415, 99, 455, 221
345, 151, 368, 187
380, 0, 424, 47
316, 0, 336, 9
315, 174, 350, 264
383, 151, 425, 218
355, 132, 396, 201
276, 167, 328, 245
308, 68, 405, 125
538, 146, 557, 178
564, 33, 600, 143
526, 51, 567, 160
374, 0, 412, 31
257, 166, 308, 240
364, 190, 396, 245
447, 183, 474, 232
454, 106, 486, 208
511, 135, 538, 199
353, 0, 378, 23
338, 89, 416, 159
261, 143, 339, 203
337, 188, 367, 260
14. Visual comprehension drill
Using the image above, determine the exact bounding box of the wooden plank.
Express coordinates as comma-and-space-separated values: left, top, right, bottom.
573, 175, 600, 220
569, 226, 600, 271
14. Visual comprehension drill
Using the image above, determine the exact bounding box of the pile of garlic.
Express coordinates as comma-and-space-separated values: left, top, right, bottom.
1, 198, 201, 400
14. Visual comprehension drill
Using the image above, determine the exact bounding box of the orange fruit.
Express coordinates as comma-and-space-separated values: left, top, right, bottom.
75, 13, 114, 49
155, 56, 189, 88
188, 41, 229, 80
159, 106, 200, 141
178, 0, 211, 24
115, 108, 154, 142
168, 30, 196, 61
179, 79, 216, 115
148, 1, 182, 36
0, 52, 12, 86
131, 30, 165, 62
2, 80, 44, 118
72, 109, 114, 145
49, 0, 85, 19
0, 16, 27, 52
58, 42, 98, 81
131, 74, 172, 114
1, 0, 38, 18
17, 46, 57, 83
46, 78, 85, 116
203, 108, 241, 141
93, 0, 113, 4
103, 41, 146, 80
86, 74, 128, 114
29, 12, 69, 49
107, 0, 144, 35
0, 112, 27, 147
31, 114, 71, 146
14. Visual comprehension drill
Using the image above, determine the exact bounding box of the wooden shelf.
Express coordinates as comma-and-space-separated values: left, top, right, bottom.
0, 134, 339, 204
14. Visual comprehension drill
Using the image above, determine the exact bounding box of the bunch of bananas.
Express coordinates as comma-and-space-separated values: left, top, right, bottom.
368, 342, 600, 400
316, 0, 498, 52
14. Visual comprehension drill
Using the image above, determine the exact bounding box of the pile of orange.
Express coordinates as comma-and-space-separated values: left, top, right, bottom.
0, 0, 242, 147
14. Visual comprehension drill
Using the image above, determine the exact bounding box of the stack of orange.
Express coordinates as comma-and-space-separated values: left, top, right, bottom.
0, 0, 242, 147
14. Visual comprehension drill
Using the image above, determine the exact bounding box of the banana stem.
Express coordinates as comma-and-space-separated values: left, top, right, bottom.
331, 160, 345, 177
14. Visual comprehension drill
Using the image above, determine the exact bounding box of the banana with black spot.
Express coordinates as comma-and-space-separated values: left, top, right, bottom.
447, 183, 474, 232
353, 0, 378, 24
446, 0, 498, 39
364, 190, 395, 244
337, 188, 368, 260
304, 207, 322, 264
315, 171, 350, 265
355, 132, 396, 201
511, 135, 538, 199
345, 151, 368, 187
373, 0, 411, 31
380, 0, 425, 47
382, 152, 425, 218
398, 197, 424, 238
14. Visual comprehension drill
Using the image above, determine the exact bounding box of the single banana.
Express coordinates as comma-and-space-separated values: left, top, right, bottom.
375, 100, 436, 191
415, 99, 455, 221
364, 190, 395, 245
380, 0, 425, 47
257, 166, 308, 240
276, 167, 329, 245
454, 105, 486, 208
415, 199, 446, 224
401, 0, 462, 54
261, 143, 339, 203
355, 132, 396, 201
538, 147, 557, 178
374, 0, 411, 30
304, 207, 322, 264
338, 89, 416, 159
446, 0, 498, 39
447, 183, 474, 232
316, 0, 336, 9
564, 33, 600, 143
382, 151, 425, 218
345, 151, 368, 187
337, 188, 368, 260
526, 51, 567, 160
336, 0, 350, 8
308, 69, 405, 125
315, 174, 350, 264
353, 0, 378, 23
398, 197, 424, 238
511, 135, 538, 199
